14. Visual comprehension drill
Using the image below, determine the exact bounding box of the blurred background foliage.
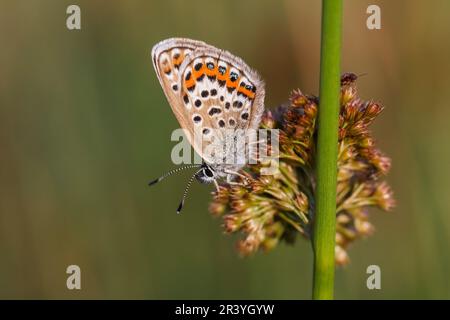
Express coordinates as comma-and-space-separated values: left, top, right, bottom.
0, 0, 449, 299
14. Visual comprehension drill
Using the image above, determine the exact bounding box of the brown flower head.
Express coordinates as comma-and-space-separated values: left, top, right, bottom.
209, 73, 395, 265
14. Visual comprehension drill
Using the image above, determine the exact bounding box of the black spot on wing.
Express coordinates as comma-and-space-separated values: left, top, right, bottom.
193, 115, 202, 123
230, 72, 238, 82
218, 66, 226, 75
233, 101, 243, 109
195, 62, 203, 71
208, 107, 222, 116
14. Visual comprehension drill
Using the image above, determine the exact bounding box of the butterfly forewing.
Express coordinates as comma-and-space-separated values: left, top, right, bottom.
152, 38, 265, 172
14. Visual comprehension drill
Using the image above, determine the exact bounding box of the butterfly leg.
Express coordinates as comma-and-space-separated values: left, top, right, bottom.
213, 179, 220, 193
225, 170, 250, 186
225, 174, 242, 186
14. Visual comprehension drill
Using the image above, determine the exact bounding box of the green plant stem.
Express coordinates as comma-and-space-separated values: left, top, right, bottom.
312, 0, 343, 300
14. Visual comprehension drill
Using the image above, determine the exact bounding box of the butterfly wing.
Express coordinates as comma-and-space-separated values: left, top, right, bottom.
152, 38, 265, 168
152, 38, 212, 130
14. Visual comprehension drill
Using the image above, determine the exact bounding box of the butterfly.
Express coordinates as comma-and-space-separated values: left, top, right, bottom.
149, 38, 265, 213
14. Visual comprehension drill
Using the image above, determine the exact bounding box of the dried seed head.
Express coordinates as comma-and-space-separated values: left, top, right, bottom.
335, 245, 350, 266
374, 181, 396, 211
208, 72, 394, 266
260, 110, 276, 129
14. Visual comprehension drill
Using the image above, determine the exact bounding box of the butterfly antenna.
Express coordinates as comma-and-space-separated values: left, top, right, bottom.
177, 169, 202, 214
148, 164, 200, 186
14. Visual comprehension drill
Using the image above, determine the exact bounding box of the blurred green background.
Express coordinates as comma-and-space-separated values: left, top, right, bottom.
0, 0, 449, 299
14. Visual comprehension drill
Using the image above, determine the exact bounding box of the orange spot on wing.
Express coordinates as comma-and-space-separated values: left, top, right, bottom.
193, 65, 206, 80
226, 77, 239, 89
185, 76, 195, 89
205, 65, 217, 77
217, 67, 228, 81
238, 87, 256, 99
172, 52, 183, 66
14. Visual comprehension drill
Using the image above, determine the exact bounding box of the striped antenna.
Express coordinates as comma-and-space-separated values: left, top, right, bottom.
177, 168, 203, 214
148, 164, 201, 186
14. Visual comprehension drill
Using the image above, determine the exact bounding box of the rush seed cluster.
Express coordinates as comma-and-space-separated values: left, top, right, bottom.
209, 73, 395, 265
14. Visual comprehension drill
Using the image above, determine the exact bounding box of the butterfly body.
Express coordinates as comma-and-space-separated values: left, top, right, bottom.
150, 38, 266, 211
194, 162, 217, 184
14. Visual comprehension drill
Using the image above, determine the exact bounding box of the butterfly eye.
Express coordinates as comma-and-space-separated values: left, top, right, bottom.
204, 168, 214, 178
